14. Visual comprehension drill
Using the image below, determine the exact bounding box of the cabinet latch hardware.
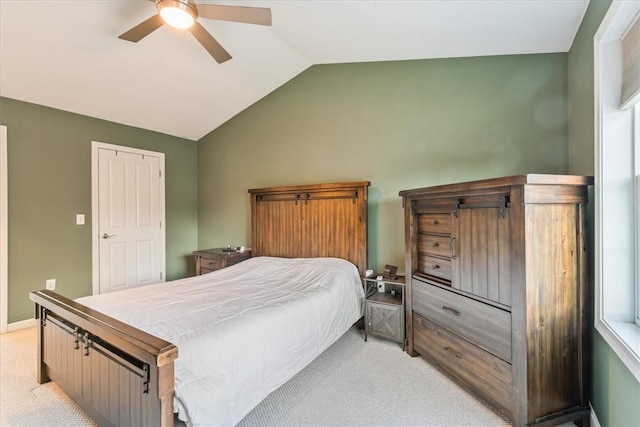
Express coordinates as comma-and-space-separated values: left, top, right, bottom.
499, 196, 508, 219
73, 327, 81, 350
142, 364, 150, 394
83, 332, 91, 357
453, 199, 460, 217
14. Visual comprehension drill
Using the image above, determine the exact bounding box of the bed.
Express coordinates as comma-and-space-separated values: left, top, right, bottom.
30, 181, 370, 427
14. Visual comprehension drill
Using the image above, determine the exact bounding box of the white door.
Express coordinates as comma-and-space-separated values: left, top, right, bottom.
93, 142, 165, 294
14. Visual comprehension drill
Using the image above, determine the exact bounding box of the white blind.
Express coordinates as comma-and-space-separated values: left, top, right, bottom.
622, 13, 640, 108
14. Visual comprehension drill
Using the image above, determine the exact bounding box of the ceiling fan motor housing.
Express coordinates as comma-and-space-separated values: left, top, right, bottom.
155, 0, 198, 21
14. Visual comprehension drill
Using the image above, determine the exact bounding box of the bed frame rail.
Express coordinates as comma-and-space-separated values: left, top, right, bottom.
30, 290, 178, 427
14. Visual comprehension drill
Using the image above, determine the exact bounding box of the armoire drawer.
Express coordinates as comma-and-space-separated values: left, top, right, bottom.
412, 279, 511, 362
417, 255, 452, 281
418, 234, 451, 258
413, 314, 513, 418
418, 213, 452, 234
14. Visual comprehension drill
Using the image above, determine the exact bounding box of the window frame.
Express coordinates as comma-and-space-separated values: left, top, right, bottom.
633, 106, 640, 328
594, 0, 640, 382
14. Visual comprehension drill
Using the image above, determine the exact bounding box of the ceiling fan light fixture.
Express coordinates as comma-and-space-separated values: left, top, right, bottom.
156, 0, 197, 29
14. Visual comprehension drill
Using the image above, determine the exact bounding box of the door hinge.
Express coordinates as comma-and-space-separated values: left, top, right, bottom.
159, 170, 161, 178
160, 272, 163, 280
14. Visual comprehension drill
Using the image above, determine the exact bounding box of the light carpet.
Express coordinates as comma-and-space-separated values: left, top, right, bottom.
0, 326, 563, 426
0, 326, 97, 426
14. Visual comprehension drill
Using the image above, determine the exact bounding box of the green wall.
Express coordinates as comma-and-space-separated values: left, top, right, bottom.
568, 0, 640, 426
197, 53, 569, 272
0, 97, 198, 323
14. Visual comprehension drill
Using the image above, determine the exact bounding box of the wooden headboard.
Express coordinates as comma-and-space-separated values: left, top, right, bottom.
249, 181, 370, 276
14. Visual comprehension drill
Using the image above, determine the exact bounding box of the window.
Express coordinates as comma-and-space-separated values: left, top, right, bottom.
594, 1, 640, 382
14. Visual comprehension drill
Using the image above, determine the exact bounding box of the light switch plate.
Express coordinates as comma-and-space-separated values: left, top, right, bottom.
76, 214, 85, 225
45, 279, 56, 290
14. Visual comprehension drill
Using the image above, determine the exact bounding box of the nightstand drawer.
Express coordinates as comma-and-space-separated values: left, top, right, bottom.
200, 258, 224, 270
412, 279, 511, 362
194, 248, 251, 275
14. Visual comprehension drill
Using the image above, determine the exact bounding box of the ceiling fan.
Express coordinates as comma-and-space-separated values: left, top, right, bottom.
118, 0, 272, 64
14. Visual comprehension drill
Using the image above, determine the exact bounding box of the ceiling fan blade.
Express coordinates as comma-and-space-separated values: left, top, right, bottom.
196, 4, 272, 26
188, 21, 232, 64
118, 14, 165, 42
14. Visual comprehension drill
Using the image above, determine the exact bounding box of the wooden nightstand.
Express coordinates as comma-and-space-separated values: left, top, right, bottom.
363, 275, 405, 349
193, 248, 251, 275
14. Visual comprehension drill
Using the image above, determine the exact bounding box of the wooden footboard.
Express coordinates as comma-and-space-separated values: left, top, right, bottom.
30, 290, 178, 427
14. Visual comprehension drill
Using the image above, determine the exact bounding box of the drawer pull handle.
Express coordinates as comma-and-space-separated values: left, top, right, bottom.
443, 346, 461, 359
431, 264, 440, 269
431, 242, 439, 247
430, 220, 438, 225
450, 237, 457, 259
442, 305, 460, 316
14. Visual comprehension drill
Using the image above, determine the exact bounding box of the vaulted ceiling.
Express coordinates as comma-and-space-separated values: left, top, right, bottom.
0, 1, 589, 141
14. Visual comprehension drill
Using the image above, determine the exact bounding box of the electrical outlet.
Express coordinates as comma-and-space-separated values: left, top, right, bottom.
45, 279, 56, 290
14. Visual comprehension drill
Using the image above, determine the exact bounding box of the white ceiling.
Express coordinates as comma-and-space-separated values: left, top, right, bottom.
0, 0, 589, 141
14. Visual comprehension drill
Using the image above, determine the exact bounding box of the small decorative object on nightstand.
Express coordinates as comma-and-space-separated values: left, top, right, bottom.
193, 247, 251, 275
363, 274, 406, 349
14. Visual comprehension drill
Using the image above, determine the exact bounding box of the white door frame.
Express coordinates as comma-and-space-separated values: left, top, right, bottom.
91, 141, 166, 295
1, 125, 8, 333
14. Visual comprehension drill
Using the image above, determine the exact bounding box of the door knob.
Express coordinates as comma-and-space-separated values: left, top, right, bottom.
102, 233, 116, 239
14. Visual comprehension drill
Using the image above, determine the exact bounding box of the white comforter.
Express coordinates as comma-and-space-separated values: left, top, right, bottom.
76, 256, 364, 427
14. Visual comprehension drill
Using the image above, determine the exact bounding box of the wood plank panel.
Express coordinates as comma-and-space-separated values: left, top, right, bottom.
108, 357, 120, 424
119, 365, 131, 427
82, 342, 92, 406
525, 203, 580, 420
98, 352, 110, 416
497, 210, 512, 307
130, 371, 142, 426
250, 181, 369, 275
90, 348, 100, 410
471, 208, 490, 299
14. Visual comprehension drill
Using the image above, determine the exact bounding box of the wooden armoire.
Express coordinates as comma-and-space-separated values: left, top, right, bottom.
399, 174, 592, 427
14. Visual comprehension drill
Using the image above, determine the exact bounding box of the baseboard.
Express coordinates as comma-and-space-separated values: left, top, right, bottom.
590, 402, 601, 427
6, 318, 37, 333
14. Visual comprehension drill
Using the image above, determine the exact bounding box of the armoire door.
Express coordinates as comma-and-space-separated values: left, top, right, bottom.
452, 204, 512, 307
